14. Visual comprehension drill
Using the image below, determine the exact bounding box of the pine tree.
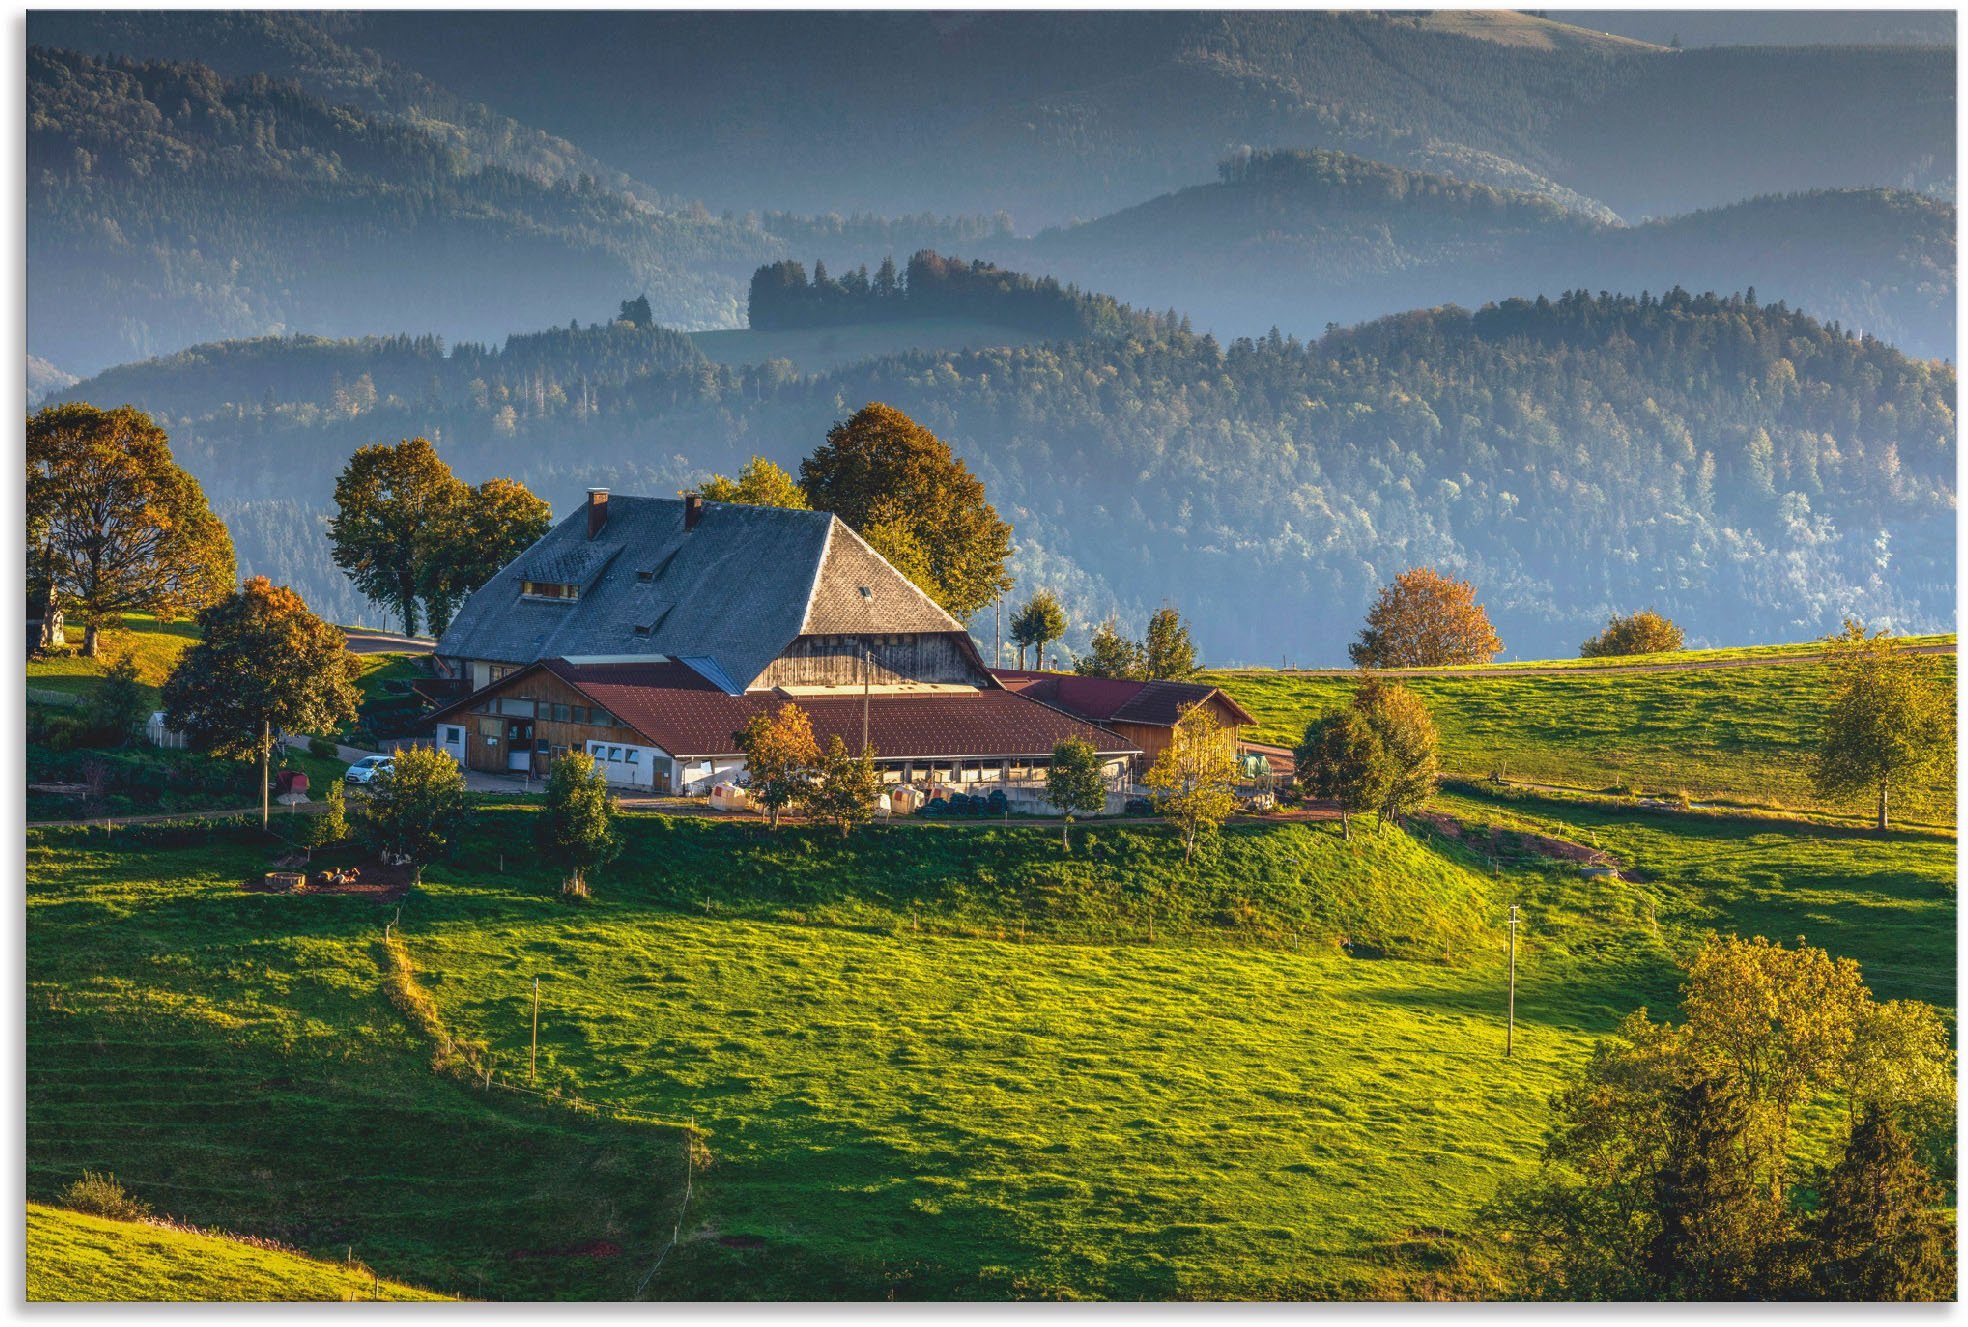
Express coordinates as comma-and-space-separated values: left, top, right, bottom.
1811, 1107, 1954, 1301
1648, 1075, 1791, 1299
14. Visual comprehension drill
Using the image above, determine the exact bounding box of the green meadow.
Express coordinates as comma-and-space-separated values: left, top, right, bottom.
27, 1204, 449, 1302
1203, 641, 1957, 824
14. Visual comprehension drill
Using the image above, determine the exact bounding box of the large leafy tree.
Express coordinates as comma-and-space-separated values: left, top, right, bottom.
359, 746, 470, 884
1143, 606, 1199, 680
1074, 619, 1146, 679
161, 577, 360, 826
697, 457, 809, 509
538, 750, 620, 898
1811, 621, 1952, 829
328, 437, 467, 637
806, 736, 881, 838
736, 701, 820, 828
1353, 680, 1440, 824
1045, 736, 1108, 850
1581, 609, 1684, 658
1294, 707, 1389, 839
799, 402, 1012, 619
1145, 707, 1241, 863
26, 403, 235, 657
421, 476, 553, 636
1010, 591, 1067, 671
1349, 567, 1502, 669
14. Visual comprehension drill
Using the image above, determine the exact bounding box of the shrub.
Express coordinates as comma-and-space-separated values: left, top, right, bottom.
1581, 610, 1685, 658
62, 1171, 150, 1222
307, 736, 339, 760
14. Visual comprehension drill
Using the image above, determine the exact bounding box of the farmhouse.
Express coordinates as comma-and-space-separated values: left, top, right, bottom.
989, 670, 1256, 779
426, 490, 1137, 793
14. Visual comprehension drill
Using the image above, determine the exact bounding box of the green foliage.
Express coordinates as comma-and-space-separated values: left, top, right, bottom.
1011, 591, 1068, 670
303, 779, 349, 852
1580, 610, 1684, 658
1809, 1107, 1956, 1301
161, 578, 361, 766
358, 746, 469, 882
420, 477, 553, 638
805, 737, 881, 838
1074, 619, 1146, 679
538, 752, 619, 897
1145, 708, 1241, 863
327, 437, 465, 638
1143, 606, 1198, 680
306, 736, 339, 760
1812, 622, 1953, 829
83, 654, 148, 745
1294, 708, 1388, 838
735, 702, 820, 828
1045, 736, 1108, 849
799, 402, 1013, 620
26, 403, 235, 657
59, 1172, 150, 1223
696, 456, 809, 509
1354, 681, 1441, 823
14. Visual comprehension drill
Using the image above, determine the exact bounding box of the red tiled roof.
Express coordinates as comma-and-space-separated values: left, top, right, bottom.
989, 670, 1255, 728
432, 657, 1139, 760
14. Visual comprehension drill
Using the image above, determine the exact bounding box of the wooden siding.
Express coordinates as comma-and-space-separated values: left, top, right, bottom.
752, 632, 988, 690
456, 669, 653, 781
1115, 694, 1247, 778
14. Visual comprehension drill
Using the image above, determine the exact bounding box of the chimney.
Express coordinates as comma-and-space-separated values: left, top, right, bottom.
586, 487, 609, 539
684, 492, 704, 532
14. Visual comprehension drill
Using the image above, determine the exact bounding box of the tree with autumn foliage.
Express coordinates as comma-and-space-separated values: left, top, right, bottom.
328, 436, 465, 637
1812, 621, 1952, 830
736, 701, 820, 828
696, 456, 809, 509
422, 476, 553, 636
1349, 567, 1502, 669
1145, 707, 1241, 862
161, 577, 361, 825
26, 403, 236, 657
799, 403, 1012, 619
1581, 609, 1684, 658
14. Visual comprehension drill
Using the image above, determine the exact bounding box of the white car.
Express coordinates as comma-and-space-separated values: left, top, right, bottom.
343, 754, 396, 787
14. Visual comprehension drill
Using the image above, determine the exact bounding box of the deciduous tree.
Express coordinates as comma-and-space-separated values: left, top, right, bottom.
1811, 621, 1952, 829
697, 457, 809, 509
1581, 610, 1684, 658
85, 652, 149, 745
1046, 736, 1108, 850
1011, 591, 1067, 671
799, 403, 1012, 619
1353, 680, 1440, 824
27, 403, 235, 657
1294, 708, 1388, 839
1349, 567, 1502, 668
161, 577, 361, 826
807, 736, 880, 838
1145, 707, 1240, 862
736, 702, 820, 828
328, 437, 467, 638
1075, 619, 1146, 679
538, 750, 619, 898
1143, 606, 1198, 680
422, 477, 552, 636
359, 745, 469, 884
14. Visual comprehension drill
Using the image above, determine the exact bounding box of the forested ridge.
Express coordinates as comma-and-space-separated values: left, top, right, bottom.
59, 286, 1955, 662
1015, 150, 1957, 359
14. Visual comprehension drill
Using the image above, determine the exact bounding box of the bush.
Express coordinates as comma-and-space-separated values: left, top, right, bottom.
986, 789, 1009, 817
1581, 610, 1685, 658
61, 1171, 150, 1222
307, 736, 339, 760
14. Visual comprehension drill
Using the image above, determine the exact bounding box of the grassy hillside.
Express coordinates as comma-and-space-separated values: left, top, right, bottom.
691, 318, 1043, 373
1204, 642, 1958, 824
24, 825, 693, 1298
27, 1204, 447, 1301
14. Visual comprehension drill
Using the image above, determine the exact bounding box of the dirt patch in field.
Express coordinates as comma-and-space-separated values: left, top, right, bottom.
1417, 811, 1643, 882
240, 859, 416, 901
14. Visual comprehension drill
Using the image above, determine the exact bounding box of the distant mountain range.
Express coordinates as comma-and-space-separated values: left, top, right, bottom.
52, 282, 1956, 663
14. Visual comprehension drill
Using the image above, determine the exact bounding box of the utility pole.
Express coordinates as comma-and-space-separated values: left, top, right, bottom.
1506, 904, 1519, 1058
529, 977, 540, 1084
994, 594, 1002, 669
261, 718, 270, 828
860, 643, 872, 756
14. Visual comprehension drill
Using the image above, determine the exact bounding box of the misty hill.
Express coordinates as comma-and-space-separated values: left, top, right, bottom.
26, 47, 1001, 374
56, 284, 1955, 662
1012, 151, 1956, 359
335, 10, 1950, 226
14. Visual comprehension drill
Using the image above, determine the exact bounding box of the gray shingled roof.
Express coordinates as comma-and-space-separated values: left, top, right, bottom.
434, 495, 965, 692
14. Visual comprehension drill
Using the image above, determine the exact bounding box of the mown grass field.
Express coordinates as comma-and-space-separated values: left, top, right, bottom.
1203, 640, 1957, 823
27, 1204, 449, 1301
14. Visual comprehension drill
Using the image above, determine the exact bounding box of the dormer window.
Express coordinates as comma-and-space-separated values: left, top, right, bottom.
858, 586, 873, 599
636, 570, 654, 583
521, 580, 579, 601
632, 624, 651, 637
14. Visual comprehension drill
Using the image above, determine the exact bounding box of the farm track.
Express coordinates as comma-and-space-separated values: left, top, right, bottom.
1223, 641, 1956, 680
